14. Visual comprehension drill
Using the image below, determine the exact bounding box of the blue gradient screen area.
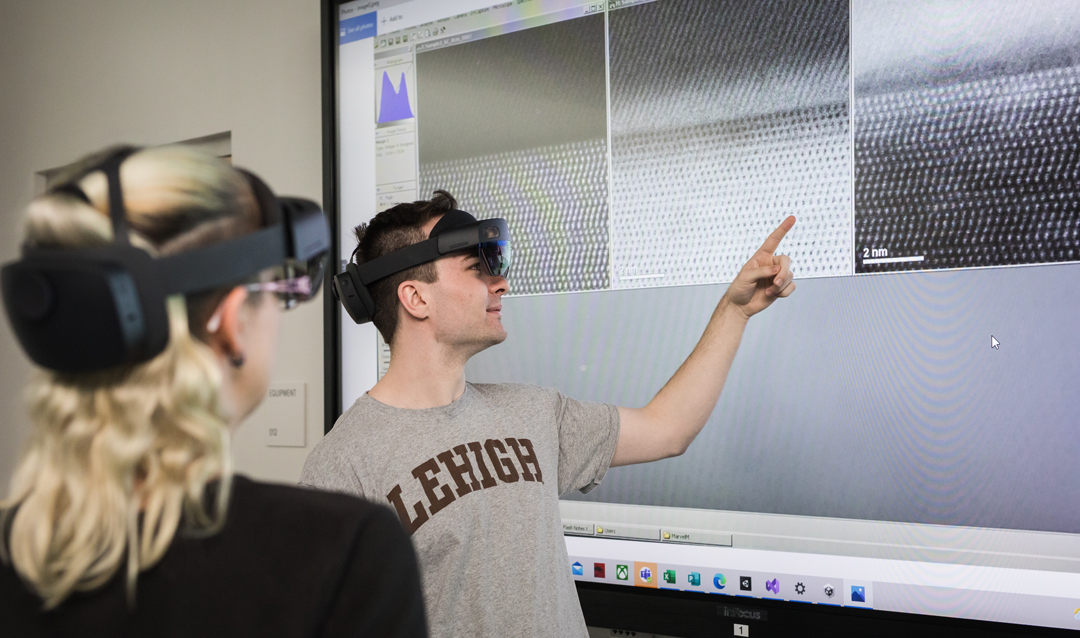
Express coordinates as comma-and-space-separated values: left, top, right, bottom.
336, 0, 1080, 630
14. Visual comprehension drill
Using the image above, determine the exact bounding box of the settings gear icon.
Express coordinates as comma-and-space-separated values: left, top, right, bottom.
794, 582, 806, 595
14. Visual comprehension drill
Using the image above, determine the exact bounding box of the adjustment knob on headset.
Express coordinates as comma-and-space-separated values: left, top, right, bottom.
9, 271, 54, 321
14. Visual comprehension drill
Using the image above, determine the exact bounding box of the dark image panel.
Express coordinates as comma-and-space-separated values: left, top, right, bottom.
608, 0, 852, 289
853, 1, 1080, 273
416, 15, 609, 295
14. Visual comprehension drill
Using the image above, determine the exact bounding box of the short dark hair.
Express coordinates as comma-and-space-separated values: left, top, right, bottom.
351, 190, 458, 344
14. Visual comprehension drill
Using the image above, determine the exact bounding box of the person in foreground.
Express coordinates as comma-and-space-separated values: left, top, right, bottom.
0, 146, 427, 637
301, 191, 796, 637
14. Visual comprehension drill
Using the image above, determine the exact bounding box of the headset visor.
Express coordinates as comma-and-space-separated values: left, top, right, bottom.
263, 254, 327, 309
479, 240, 511, 278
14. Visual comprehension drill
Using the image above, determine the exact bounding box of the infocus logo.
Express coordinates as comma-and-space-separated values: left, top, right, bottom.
718, 606, 767, 622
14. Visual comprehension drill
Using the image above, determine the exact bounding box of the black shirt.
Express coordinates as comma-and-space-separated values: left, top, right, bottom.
0, 475, 428, 637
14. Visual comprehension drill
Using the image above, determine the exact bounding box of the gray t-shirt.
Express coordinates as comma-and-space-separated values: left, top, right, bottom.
299, 382, 620, 638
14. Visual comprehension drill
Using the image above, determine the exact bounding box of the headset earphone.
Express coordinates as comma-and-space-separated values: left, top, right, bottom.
333, 210, 511, 325
0, 146, 330, 373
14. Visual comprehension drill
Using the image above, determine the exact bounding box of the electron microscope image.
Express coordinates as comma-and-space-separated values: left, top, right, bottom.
416, 14, 609, 295
608, 0, 852, 289
853, 0, 1080, 273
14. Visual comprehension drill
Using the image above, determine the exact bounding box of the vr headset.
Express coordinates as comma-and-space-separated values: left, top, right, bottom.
333, 209, 510, 325
0, 147, 330, 373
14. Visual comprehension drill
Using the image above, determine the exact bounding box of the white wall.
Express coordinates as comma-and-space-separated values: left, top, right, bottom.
0, 0, 333, 488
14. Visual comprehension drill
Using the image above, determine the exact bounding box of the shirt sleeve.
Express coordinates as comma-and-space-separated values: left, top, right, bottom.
318, 505, 428, 638
299, 441, 368, 499
553, 389, 621, 495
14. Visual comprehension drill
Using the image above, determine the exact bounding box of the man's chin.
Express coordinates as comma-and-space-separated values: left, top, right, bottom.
482, 327, 508, 348
467, 327, 507, 357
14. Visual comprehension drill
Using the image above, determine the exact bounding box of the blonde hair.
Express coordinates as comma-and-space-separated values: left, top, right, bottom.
1, 146, 262, 609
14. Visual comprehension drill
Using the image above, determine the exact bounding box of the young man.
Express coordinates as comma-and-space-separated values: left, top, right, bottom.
301, 191, 796, 637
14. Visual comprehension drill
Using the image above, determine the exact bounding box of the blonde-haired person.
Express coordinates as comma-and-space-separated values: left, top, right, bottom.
0, 146, 427, 637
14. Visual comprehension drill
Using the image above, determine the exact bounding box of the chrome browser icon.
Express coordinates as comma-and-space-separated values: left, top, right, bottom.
713, 573, 727, 590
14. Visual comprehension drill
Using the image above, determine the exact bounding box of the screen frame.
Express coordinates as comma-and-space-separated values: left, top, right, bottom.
322, 0, 342, 435
576, 581, 1074, 637
318, 1, 1075, 635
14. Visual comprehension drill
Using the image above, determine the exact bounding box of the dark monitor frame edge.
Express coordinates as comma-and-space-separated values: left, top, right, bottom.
577, 581, 1075, 638
322, 0, 342, 435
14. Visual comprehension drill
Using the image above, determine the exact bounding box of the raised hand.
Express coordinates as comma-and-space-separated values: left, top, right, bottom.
723, 216, 796, 319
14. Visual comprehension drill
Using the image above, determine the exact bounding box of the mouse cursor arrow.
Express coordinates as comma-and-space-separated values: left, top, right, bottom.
990, 335, 1000, 350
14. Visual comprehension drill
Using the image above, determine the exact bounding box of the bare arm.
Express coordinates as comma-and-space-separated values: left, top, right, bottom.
611, 217, 797, 467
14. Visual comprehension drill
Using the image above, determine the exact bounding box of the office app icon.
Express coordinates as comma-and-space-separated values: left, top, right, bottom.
688, 572, 701, 587
635, 562, 659, 589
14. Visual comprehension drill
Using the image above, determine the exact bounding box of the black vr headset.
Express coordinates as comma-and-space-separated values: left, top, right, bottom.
0, 147, 330, 373
333, 209, 511, 325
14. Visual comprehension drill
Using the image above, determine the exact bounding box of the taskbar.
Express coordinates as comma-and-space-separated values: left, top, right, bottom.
566, 536, 1080, 631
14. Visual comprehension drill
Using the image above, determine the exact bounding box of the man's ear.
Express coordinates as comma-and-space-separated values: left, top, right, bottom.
204, 287, 250, 360
397, 279, 431, 320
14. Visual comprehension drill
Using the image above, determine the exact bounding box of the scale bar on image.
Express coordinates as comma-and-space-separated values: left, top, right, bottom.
864, 255, 925, 265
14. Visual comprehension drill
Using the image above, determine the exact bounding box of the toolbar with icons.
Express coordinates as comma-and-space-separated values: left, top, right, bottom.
570, 555, 865, 608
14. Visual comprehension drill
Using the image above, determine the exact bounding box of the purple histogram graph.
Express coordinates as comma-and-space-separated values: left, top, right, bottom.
378, 71, 415, 123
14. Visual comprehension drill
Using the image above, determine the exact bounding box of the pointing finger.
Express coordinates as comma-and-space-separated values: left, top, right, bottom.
758, 216, 796, 256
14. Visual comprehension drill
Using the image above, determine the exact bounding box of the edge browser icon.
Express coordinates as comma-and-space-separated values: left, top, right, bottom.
713, 573, 726, 590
